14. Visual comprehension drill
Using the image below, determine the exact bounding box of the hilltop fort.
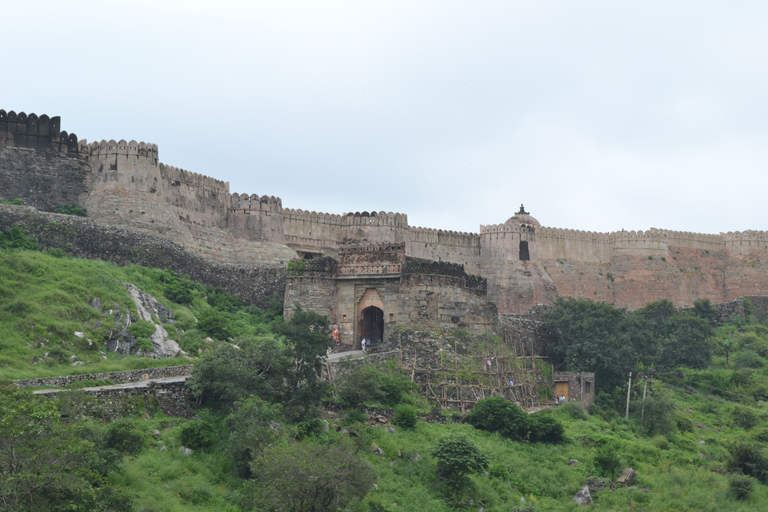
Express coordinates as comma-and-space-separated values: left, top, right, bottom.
2, 108, 767, 352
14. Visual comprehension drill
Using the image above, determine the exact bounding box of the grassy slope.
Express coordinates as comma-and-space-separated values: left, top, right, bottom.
0, 249, 206, 380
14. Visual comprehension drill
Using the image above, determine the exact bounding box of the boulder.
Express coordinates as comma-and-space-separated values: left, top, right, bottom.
616, 468, 636, 487
573, 486, 593, 506
371, 442, 384, 456
568, 459, 579, 467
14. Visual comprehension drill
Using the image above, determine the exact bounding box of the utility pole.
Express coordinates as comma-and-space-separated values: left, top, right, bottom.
625, 372, 632, 420
639, 377, 648, 432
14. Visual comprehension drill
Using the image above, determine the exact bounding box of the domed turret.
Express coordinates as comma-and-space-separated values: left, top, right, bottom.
506, 204, 540, 228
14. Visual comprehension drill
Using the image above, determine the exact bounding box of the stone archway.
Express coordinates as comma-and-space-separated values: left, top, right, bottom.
357, 288, 385, 348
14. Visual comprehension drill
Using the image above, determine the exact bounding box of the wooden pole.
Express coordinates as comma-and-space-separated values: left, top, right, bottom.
625, 372, 632, 420
639, 377, 648, 433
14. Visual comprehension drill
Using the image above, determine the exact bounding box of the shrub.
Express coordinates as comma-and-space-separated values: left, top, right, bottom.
127, 320, 155, 339
529, 414, 565, 443
336, 365, 384, 406
392, 404, 418, 430
45, 247, 68, 258
345, 408, 368, 425
0, 224, 38, 250
560, 401, 588, 420
733, 407, 760, 430
294, 418, 326, 440
467, 396, 531, 441
468, 396, 564, 443
733, 350, 765, 369
179, 419, 216, 450
380, 371, 418, 406
727, 441, 768, 484
593, 443, 622, 478
431, 433, 489, 483
676, 416, 693, 433
104, 419, 145, 456
728, 474, 756, 500
53, 202, 88, 216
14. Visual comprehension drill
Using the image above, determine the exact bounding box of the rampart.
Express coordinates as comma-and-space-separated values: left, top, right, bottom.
15, 365, 193, 389
4, 107, 768, 317
0, 204, 287, 308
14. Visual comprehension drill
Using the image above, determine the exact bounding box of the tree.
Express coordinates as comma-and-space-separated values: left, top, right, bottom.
226, 397, 283, 477
244, 441, 375, 512
279, 306, 333, 419
336, 364, 385, 406
0, 386, 98, 512
187, 336, 290, 407
466, 396, 532, 441
544, 298, 638, 392
431, 434, 489, 483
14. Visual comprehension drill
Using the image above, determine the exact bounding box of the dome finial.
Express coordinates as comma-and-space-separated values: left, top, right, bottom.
517, 204, 529, 215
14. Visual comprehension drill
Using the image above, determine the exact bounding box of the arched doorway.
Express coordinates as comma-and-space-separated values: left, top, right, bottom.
359, 306, 384, 347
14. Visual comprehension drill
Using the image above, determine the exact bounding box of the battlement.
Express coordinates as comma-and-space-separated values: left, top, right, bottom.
409, 226, 479, 247
480, 222, 536, 234
161, 163, 228, 193
283, 208, 343, 225
0, 110, 78, 154
342, 211, 408, 228
339, 242, 406, 254
88, 139, 158, 157
229, 192, 283, 212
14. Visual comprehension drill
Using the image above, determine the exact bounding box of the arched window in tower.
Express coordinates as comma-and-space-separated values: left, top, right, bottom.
519, 241, 530, 261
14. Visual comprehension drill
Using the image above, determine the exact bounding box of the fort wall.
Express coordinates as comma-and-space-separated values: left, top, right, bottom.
283, 208, 343, 252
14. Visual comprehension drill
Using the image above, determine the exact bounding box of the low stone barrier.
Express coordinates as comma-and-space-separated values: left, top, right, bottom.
15, 365, 194, 389
34, 381, 195, 420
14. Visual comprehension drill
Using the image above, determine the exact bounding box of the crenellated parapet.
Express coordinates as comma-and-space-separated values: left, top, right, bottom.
342, 211, 408, 228
229, 192, 283, 212
0, 110, 78, 155
722, 230, 768, 255
283, 208, 343, 225
409, 226, 479, 248
87, 139, 159, 166
161, 163, 228, 193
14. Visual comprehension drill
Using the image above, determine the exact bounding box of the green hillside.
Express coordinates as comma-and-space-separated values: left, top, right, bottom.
4, 237, 768, 511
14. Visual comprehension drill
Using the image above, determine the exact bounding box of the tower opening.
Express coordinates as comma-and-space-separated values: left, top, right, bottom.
359, 306, 384, 347
519, 240, 530, 261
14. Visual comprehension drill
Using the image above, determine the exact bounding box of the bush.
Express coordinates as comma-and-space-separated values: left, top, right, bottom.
336, 365, 384, 406
560, 401, 588, 420
733, 350, 765, 369
727, 441, 768, 484
467, 397, 531, 441
593, 443, 622, 478
104, 419, 145, 456
728, 474, 756, 500
127, 320, 155, 339
677, 417, 694, 433
179, 420, 216, 450
467, 396, 564, 443
53, 202, 88, 217
380, 371, 418, 406
0, 224, 38, 250
733, 407, 760, 430
392, 404, 418, 430
431, 433, 489, 483
345, 409, 368, 425
529, 414, 565, 443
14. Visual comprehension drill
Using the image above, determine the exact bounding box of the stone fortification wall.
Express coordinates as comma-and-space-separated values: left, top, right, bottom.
283, 208, 343, 253
408, 227, 481, 273
227, 193, 285, 242
723, 230, 768, 255
283, 257, 339, 319
0, 146, 91, 212
35, 381, 194, 420
0, 205, 286, 308
399, 258, 494, 335
0, 109, 79, 154
535, 227, 613, 263
15, 365, 193, 389
341, 211, 410, 247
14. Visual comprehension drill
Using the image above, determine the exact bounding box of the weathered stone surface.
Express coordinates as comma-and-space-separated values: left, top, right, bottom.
573, 486, 593, 506
568, 459, 579, 467
616, 468, 636, 487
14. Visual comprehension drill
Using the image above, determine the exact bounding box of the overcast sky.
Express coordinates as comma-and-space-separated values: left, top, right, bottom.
4, 1, 767, 235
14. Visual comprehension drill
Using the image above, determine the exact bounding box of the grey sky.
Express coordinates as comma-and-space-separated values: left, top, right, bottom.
4, 1, 767, 235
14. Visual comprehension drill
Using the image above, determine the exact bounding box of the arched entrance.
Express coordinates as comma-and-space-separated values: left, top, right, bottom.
359, 306, 384, 346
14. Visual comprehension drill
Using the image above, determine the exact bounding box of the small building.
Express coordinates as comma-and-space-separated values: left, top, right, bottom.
553, 371, 595, 404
